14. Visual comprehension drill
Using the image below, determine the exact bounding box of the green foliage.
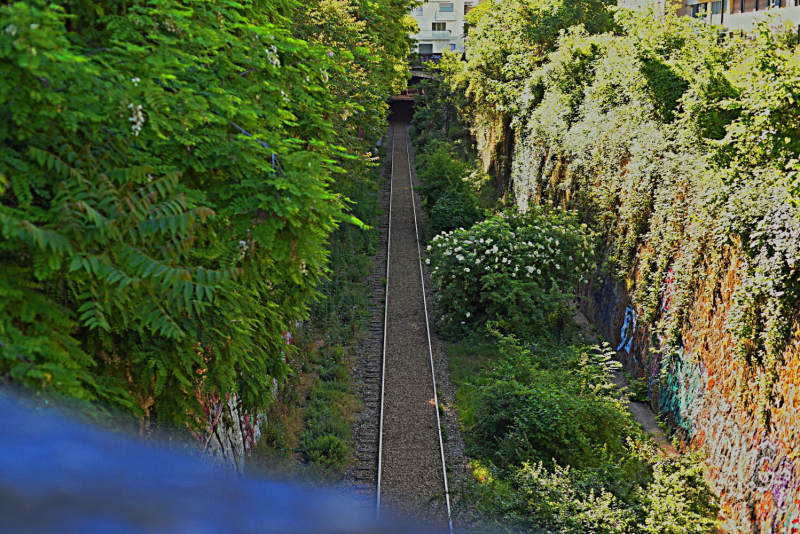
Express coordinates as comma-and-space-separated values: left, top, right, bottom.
639, 452, 720, 534
627, 374, 650, 403
508, 461, 638, 533
410, 76, 468, 149
452, 0, 616, 113
411, 74, 496, 237
451, 334, 719, 533
467, 449, 718, 533
415, 143, 471, 213
304, 434, 349, 470
0, 0, 414, 428
291, 151, 385, 477
428, 208, 595, 340
427, 4, 728, 532
470, 337, 633, 471
429, 190, 483, 236
499, 9, 800, 425
300, 346, 356, 473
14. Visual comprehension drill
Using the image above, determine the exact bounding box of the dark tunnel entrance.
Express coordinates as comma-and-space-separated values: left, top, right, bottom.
389, 97, 415, 123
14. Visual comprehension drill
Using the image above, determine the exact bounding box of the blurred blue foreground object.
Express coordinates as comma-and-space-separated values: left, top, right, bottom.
0, 398, 421, 534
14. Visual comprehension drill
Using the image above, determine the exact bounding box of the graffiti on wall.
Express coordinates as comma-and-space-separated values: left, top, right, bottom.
582, 264, 800, 533
660, 347, 704, 434
617, 305, 637, 355
694, 396, 800, 533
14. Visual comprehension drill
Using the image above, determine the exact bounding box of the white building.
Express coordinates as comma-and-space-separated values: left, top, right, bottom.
410, 0, 478, 59
618, 0, 800, 32
690, 0, 800, 33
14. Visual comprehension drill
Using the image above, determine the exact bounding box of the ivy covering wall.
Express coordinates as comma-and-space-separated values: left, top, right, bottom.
442, 2, 800, 531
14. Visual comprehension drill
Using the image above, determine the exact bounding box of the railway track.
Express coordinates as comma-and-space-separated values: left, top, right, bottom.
347, 120, 452, 532
378, 120, 452, 531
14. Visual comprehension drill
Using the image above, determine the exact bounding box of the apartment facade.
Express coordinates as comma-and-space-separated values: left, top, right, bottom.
683, 0, 800, 31
620, 0, 800, 31
411, 0, 478, 60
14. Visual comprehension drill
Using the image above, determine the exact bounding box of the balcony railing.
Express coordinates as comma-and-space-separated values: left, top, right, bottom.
435, 11, 458, 20
415, 53, 443, 64
414, 30, 452, 40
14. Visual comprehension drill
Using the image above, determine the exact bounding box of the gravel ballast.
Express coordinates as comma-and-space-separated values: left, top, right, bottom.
377, 120, 449, 529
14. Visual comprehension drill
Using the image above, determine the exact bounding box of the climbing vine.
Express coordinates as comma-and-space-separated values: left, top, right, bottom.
478, 8, 800, 427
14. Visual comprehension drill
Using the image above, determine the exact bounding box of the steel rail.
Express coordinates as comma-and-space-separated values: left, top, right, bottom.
375, 121, 394, 516
376, 121, 453, 534
404, 124, 454, 534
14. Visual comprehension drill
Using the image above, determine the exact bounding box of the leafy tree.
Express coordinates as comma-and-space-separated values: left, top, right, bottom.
0, 0, 414, 428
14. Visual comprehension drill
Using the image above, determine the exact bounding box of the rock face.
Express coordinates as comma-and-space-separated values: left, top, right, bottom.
203, 393, 264, 474
579, 267, 800, 533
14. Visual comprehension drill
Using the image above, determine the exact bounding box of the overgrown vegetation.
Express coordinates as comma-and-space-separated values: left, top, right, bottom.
412, 109, 719, 534
429, 208, 595, 340
411, 4, 725, 530
0, 0, 415, 436
444, 331, 719, 533
246, 150, 382, 479
410, 77, 497, 239
502, 10, 800, 427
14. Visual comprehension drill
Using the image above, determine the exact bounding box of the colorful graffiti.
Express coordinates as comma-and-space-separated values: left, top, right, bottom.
580, 265, 800, 533
617, 305, 637, 355
661, 347, 704, 434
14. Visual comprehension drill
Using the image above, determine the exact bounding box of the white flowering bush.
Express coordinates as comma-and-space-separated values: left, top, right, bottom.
428, 209, 596, 340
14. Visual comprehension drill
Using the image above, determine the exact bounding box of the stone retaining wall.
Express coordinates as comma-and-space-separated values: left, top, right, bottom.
579, 255, 800, 533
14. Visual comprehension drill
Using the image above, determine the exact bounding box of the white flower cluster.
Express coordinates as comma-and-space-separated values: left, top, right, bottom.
128, 103, 145, 136
237, 239, 249, 261
265, 45, 280, 68
427, 213, 595, 327
163, 18, 182, 34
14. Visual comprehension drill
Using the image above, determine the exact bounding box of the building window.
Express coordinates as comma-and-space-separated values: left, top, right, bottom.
449, 43, 456, 51
419, 43, 433, 54
432, 22, 447, 31
412, 6, 423, 15
691, 3, 707, 16
439, 3, 454, 12
465, 3, 473, 13
711, 1, 722, 13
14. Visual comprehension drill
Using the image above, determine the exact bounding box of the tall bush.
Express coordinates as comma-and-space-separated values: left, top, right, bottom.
428, 208, 595, 340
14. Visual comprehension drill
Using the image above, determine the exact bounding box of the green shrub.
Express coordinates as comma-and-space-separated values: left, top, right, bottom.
299, 346, 355, 473
510, 461, 637, 533
428, 208, 596, 340
318, 361, 349, 383
469, 336, 633, 471
627, 374, 650, 402
453, 333, 719, 533
429, 190, 484, 235
639, 452, 720, 534
462, 435, 719, 534
304, 435, 349, 470
415, 142, 471, 212
495, 451, 717, 534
